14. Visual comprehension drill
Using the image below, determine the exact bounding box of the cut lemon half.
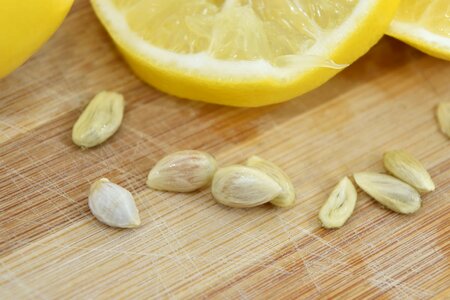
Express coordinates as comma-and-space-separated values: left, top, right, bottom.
0, 0, 74, 78
387, 0, 450, 61
92, 0, 399, 107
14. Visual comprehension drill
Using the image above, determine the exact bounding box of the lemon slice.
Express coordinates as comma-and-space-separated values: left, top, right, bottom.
387, 0, 450, 61
92, 0, 399, 107
0, 0, 74, 78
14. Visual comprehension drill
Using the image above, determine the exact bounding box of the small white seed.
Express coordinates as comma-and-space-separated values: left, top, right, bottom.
72, 91, 125, 148
354, 172, 421, 214
319, 177, 357, 229
383, 150, 435, 193
88, 178, 141, 228
211, 165, 282, 208
147, 150, 217, 192
246, 155, 296, 207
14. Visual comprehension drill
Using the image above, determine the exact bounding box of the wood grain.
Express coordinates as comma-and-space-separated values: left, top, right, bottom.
0, 1, 449, 299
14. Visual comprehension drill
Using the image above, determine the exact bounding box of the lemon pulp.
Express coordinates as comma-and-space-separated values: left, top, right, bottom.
114, 0, 355, 64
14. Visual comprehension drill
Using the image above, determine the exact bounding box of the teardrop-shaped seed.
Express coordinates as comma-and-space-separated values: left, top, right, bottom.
354, 172, 421, 214
89, 178, 141, 228
384, 150, 435, 193
246, 155, 296, 207
72, 91, 125, 148
212, 165, 282, 208
319, 177, 357, 228
147, 150, 217, 192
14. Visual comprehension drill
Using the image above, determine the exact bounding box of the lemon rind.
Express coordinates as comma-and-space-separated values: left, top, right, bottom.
387, 20, 450, 61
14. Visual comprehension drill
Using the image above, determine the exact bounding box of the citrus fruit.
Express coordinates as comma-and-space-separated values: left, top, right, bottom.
0, 0, 74, 79
387, 0, 450, 61
91, 0, 400, 107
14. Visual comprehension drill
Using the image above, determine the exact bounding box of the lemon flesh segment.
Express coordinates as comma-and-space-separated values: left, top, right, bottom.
387, 0, 450, 61
0, 0, 74, 79
92, 0, 400, 107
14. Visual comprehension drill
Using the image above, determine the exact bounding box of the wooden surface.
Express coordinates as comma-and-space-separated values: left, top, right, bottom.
1, 1, 449, 299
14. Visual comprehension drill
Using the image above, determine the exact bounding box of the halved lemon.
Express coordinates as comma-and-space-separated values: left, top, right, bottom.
387, 0, 450, 61
92, 0, 399, 107
0, 0, 74, 78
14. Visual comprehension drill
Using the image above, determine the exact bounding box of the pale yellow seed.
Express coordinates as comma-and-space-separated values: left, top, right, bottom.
246, 155, 296, 207
211, 165, 282, 208
319, 177, 357, 229
72, 91, 125, 148
384, 150, 435, 193
147, 150, 217, 192
437, 102, 450, 138
354, 172, 421, 214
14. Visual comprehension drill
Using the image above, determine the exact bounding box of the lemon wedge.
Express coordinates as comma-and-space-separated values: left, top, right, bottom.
0, 0, 74, 78
92, 0, 399, 107
387, 0, 450, 61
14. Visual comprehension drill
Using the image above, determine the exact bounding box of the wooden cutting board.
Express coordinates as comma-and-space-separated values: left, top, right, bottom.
1, 1, 449, 299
